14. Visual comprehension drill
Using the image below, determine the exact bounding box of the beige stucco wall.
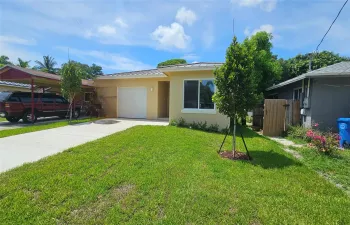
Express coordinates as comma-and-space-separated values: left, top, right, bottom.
94, 77, 169, 119
167, 70, 229, 129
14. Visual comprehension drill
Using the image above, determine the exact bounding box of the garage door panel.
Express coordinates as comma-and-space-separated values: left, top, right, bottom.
118, 87, 147, 119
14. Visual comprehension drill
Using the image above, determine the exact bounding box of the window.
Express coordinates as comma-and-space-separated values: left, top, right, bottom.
184, 79, 215, 110
84, 92, 93, 102
293, 88, 302, 100
7, 96, 20, 102
55, 97, 68, 104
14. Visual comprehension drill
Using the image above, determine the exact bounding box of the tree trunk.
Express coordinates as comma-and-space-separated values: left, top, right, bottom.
241, 116, 246, 126
232, 116, 236, 158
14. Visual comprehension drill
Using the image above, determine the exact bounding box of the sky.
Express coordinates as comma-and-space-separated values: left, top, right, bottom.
0, 0, 350, 74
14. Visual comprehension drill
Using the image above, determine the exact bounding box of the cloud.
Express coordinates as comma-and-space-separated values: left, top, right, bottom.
175, 7, 197, 26
202, 23, 214, 49
115, 17, 128, 28
0, 35, 36, 46
97, 25, 117, 36
244, 24, 275, 36
182, 53, 200, 61
0, 42, 41, 66
151, 22, 191, 50
231, 0, 277, 12
55, 46, 153, 71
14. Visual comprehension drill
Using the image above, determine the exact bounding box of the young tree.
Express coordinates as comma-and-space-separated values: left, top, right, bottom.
0, 55, 13, 67
61, 61, 82, 121
213, 36, 261, 156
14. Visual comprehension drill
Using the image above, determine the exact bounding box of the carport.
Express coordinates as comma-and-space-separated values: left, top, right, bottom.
0, 65, 94, 122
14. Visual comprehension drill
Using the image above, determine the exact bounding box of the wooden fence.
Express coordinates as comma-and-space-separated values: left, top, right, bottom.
256, 99, 301, 137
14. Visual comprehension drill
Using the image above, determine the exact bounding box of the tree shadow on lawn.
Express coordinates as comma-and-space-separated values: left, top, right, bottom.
245, 150, 302, 169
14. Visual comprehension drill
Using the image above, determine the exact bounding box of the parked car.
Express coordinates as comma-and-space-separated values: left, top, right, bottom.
0, 92, 81, 123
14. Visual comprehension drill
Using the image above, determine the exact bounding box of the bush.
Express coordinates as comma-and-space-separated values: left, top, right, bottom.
287, 125, 309, 140
288, 123, 340, 155
306, 129, 340, 155
207, 124, 220, 133
169, 118, 220, 133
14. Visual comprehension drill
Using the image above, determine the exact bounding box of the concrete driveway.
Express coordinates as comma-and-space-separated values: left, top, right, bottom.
0, 118, 168, 173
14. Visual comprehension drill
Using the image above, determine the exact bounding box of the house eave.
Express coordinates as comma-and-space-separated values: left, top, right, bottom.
96, 75, 167, 80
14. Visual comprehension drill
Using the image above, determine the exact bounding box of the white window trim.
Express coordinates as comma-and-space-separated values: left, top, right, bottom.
84, 92, 93, 102
182, 79, 216, 114
293, 87, 302, 100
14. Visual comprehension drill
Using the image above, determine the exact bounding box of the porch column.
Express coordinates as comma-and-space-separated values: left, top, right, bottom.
31, 79, 34, 123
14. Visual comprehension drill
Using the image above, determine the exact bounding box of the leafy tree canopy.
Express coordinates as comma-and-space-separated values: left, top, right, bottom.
17, 58, 31, 68
60, 61, 103, 79
243, 32, 282, 95
278, 51, 350, 81
0, 55, 13, 67
34, 55, 58, 74
157, 59, 187, 68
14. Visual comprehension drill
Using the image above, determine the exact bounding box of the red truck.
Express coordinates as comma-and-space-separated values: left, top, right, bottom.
0, 92, 81, 123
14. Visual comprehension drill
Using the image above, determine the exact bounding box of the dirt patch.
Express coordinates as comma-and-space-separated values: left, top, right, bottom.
220, 151, 251, 161
59, 184, 135, 224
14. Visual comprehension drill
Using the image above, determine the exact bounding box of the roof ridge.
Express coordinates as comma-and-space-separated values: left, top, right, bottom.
104, 68, 160, 76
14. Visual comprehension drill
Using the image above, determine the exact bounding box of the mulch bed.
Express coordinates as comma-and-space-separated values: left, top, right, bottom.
219, 150, 251, 161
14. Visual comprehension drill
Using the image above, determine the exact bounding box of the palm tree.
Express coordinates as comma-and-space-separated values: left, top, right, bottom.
17, 58, 31, 68
35, 55, 57, 74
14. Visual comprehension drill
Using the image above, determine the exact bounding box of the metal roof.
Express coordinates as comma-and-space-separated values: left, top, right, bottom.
0, 81, 30, 89
267, 61, 350, 91
0, 64, 93, 87
99, 69, 166, 79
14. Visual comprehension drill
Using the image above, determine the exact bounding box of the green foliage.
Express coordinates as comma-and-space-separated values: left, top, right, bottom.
278, 51, 350, 81
213, 36, 261, 120
61, 61, 82, 101
243, 32, 282, 95
0, 55, 13, 66
60, 61, 103, 79
169, 118, 220, 133
157, 58, 187, 68
288, 124, 340, 155
16, 58, 30, 68
287, 125, 310, 141
34, 55, 58, 74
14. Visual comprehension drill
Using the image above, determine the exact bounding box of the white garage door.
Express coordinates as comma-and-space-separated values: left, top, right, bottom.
118, 87, 147, 119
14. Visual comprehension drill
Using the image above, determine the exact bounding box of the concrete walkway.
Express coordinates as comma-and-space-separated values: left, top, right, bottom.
0, 118, 168, 173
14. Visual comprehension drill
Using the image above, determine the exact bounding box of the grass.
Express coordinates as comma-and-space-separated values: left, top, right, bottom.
291, 145, 350, 193
1, 126, 350, 224
285, 135, 308, 145
0, 118, 98, 138
0, 118, 6, 122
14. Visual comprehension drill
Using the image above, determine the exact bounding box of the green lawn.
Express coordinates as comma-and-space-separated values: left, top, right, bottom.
0, 117, 6, 122
0, 118, 97, 138
291, 146, 350, 193
1, 126, 350, 224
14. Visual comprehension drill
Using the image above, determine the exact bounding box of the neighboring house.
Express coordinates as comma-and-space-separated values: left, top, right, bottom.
0, 81, 31, 92
266, 61, 350, 131
94, 63, 230, 129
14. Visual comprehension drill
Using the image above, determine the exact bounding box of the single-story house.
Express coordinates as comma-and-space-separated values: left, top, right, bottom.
94, 62, 230, 129
266, 61, 350, 131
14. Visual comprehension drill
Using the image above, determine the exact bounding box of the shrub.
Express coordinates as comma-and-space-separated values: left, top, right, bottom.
246, 115, 252, 123
177, 117, 187, 127
287, 125, 309, 140
207, 123, 220, 133
169, 118, 220, 133
306, 129, 340, 155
